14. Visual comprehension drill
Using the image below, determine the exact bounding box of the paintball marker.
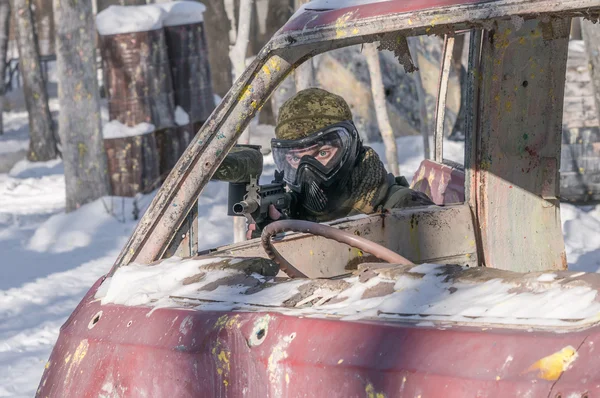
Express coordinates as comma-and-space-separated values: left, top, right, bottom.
228, 170, 293, 226
212, 144, 293, 228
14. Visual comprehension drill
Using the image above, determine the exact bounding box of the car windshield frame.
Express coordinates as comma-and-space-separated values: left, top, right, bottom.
109, 0, 600, 274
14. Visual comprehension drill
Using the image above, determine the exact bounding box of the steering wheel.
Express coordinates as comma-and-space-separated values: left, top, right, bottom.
261, 219, 414, 278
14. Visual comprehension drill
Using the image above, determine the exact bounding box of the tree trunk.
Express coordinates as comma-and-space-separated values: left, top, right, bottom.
450, 34, 467, 140
293, 0, 314, 91
582, 20, 600, 125
408, 37, 431, 160
228, 0, 254, 242
13, 0, 56, 161
256, 0, 291, 125
0, 1, 10, 135
571, 17, 583, 40
203, 0, 233, 97
229, 0, 253, 146
96, 0, 146, 13
54, 0, 109, 211
364, 43, 399, 176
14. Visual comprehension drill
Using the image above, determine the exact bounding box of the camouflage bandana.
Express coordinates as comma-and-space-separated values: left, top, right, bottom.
300, 146, 389, 222
345, 147, 390, 214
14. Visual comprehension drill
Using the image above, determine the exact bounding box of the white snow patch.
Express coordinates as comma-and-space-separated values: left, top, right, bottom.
27, 197, 128, 254
97, 256, 226, 306
213, 94, 222, 107
8, 158, 63, 179
367, 135, 464, 183
561, 203, 600, 272
569, 40, 585, 54
96, 5, 166, 36
100, 258, 600, 328
537, 273, 557, 282
174, 105, 190, 126
102, 120, 155, 139
0, 139, 28, 154
415, 321, 435, 327
0, 160, 65, 216
158, 1, 206, 27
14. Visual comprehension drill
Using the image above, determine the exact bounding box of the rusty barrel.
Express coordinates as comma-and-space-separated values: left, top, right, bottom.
99, 26, 175, 129
162, 2, 214, 125
103, 121, 161, 197
155, 124, 195, 181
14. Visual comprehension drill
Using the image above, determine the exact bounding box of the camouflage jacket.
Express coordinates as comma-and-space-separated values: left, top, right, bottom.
375, 174, 435, 211
252, 173, 434, 238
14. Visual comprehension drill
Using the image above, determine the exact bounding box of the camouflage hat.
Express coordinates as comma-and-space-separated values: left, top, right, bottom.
275, 88, 353, 140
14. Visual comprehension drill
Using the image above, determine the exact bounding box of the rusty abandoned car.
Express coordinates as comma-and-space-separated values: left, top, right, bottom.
37, 0, 600, 396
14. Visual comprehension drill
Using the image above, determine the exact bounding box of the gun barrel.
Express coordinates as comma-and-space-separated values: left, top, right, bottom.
233, 200, 259, 215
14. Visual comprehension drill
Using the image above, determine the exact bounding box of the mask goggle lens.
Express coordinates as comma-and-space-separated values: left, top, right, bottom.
272, 127, 352, 186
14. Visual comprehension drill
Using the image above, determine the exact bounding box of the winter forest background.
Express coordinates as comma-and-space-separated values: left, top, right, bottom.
1, 0, 600, 396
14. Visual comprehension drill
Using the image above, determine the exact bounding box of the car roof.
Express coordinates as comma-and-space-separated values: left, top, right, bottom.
270, 0, 599, 50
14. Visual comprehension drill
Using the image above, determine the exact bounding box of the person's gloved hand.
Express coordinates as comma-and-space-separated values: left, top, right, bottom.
268, 204, 283, 221
245, 205, 285, 240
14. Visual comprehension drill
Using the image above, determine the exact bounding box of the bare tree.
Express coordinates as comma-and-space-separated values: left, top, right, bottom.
13, 0, 57, 161
408, 37, 431, 160
203, 0, 233, 97
0, 0, 10, 135
582, 20, 600, 124
364, 43, 399, 176
293, 0, 314, 91
96, 0, 146, 13
54, 0, 109, 211
226, 0, 254, 242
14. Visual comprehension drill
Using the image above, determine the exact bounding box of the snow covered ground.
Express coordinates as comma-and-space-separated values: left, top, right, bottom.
0, 129, 599, 396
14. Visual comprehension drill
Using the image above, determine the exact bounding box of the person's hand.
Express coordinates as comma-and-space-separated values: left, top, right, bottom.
268, 204, 282, 220
245, 206, 284, 240
246, 223, 257, 240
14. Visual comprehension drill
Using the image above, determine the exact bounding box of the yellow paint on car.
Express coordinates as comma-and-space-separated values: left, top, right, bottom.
524, 345, 578, 381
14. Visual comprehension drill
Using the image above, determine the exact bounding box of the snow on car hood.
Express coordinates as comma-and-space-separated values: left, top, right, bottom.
96, 257, 600, 329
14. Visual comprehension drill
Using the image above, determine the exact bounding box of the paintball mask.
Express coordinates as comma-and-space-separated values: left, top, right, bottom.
271, 121, 362, 213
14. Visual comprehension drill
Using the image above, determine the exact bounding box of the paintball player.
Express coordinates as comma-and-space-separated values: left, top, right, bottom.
249, 87, 433, 237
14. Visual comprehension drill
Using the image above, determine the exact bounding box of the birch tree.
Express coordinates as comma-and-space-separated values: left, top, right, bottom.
202, 0, 233, 97
293, 0, 314, 91
582, 20, 600, 125
364, 43, 399, 176
96, 0, 146, 13
0, 0, 10, 135
54, 0, 109, 212
408, 37, 431, 160
225, 0, 254, 242
13, 0, 57, 161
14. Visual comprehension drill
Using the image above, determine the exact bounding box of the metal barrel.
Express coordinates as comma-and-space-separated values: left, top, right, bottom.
233, 200, 259, 215
104, 133, 161, 197
99, 28, 175, 129
155, 124, 195, 180
163, 21, 215, 124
